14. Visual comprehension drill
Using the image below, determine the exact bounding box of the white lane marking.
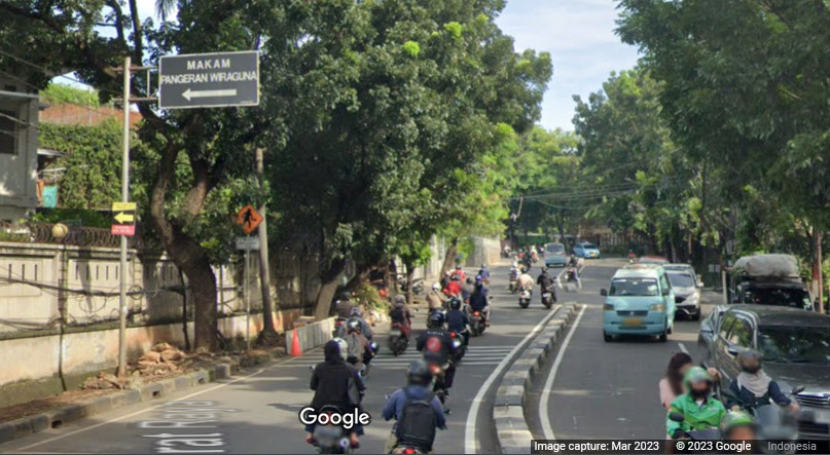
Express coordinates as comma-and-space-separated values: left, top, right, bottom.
13, 364, 276, 452
540, 305, 587, 440
678, 342, 689, 354
464, 305, 563, 454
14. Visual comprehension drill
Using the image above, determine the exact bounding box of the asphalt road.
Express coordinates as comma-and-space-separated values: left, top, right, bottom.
527, 258, 710, 441
1, 262, 560, 454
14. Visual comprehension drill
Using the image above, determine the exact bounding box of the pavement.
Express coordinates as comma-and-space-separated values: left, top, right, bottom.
0, 262, 562, 454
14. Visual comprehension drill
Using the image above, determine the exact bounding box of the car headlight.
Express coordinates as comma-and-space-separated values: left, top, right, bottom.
685, 293, 700, 305
650, 304, 665, 311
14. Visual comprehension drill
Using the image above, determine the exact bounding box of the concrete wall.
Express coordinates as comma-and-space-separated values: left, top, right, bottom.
467, 235, 502, 267
0, 240, 304, 406
285, 317, 336, 356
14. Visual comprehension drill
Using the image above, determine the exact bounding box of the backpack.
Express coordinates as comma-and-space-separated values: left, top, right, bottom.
390, 307, 406, 323
344, 333, 364, 361
395, 389, 438, 450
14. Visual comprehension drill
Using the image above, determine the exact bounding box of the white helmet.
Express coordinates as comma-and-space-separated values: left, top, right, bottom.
432, 282, 441, 291
332, 337, 348, 361
512, 261, 518, 267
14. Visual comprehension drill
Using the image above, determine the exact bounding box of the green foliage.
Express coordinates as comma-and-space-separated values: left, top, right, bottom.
30, 208, 111, 228
40, 83, 100, 107
443, 21, 463, 40
402, 41, 421, 57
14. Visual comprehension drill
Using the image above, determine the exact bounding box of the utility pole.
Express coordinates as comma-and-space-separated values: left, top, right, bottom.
256, 148, 277, 337
117, 55, 131, 378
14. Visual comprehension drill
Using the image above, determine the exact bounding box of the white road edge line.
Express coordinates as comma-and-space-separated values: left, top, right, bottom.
464, 305, 562, 454
540, 305, 587, 440
14, 365, 275, 452
678, 342, 689, 354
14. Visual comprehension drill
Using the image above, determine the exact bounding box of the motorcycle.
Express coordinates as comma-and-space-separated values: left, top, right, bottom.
449, 331, 467, 362
566, 266, 578, 283
668, 412, 722, 450
509, 269, 519, 294
427, 362, 450, 405
311, 404, 354, 454
387, 322, 409, 356
390, 446, 425, 454
518, 289, 532, 309
541, 290, 555, 309
469, 310, 486, 336
362, 341, 379, 373
719, 385, 802, 447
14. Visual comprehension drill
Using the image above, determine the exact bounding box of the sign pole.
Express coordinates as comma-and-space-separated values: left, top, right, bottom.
245, 236, 251, 349
117, 55, 131, 378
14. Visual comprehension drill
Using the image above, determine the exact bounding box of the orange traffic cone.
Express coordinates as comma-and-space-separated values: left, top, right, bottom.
290, 330, 302, 357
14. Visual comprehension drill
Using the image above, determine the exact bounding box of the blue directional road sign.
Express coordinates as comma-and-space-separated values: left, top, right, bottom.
158, 51, 259, 109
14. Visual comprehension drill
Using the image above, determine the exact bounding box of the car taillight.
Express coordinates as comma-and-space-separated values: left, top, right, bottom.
429, 364, 442, 374
403, 448, 417, 454
450, 332, 456, 338
474, 312, 480, 317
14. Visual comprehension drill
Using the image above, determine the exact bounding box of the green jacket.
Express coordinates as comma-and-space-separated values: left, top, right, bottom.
666, 394, 726, 438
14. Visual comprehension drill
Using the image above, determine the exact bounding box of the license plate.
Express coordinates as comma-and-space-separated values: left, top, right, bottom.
390, 329, 402, 336
813, 409, 830, 423
591, 252, 597, 257
622, 318, 643, 326
543, 293, 552, 299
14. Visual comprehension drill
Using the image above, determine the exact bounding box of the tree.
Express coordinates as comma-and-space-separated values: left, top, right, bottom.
1, 0, 278, 349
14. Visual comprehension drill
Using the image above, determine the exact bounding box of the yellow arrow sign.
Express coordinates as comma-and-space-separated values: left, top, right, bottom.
114, 212, 135, 224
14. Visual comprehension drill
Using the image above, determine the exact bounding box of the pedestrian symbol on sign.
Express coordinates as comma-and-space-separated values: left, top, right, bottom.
236, 204, 263, 235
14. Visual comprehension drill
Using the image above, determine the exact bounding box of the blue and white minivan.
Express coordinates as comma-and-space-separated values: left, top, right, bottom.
600, 264, 677, 342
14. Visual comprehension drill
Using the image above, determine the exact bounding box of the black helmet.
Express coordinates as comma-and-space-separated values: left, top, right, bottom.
407, 360, 432, 386
449, 297, 462, 310
737, 349, 763, 373
346, 317, 361, 333
340, 291, 351, 301
429, 311, 445, 327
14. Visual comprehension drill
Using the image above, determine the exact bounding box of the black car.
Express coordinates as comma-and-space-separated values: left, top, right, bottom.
699, 305, 830, 439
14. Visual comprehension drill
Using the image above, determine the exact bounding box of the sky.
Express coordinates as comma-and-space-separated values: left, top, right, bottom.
495, 0, 640, 131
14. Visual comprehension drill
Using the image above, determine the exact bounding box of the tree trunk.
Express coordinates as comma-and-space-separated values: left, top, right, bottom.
441, 238, 458, 277
150, 145, 218, 351
313, 259, 346, 320
814, 230, 824, 314
402, 258, 415, 305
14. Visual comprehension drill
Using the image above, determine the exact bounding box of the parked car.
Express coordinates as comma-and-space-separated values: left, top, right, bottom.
573, 241, 601, 259
600, 264, 677, 342
666, 270, 702, 320
699, 305, 830, 439
638, 256, 669, 265
664, 263, 703, 288
544, 242, 568, 268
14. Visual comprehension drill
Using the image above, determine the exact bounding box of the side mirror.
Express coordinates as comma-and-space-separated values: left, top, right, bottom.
600, 289, 608, 297
727, 346, 740, 356
669, 412, 685, 423
792, 386, 805, 395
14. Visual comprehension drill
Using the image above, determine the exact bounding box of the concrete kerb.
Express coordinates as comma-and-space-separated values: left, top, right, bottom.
0, 349, 278, 446
493, 303, 578, 454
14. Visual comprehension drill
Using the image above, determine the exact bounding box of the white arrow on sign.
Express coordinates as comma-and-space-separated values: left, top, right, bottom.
182, 88, 238, 101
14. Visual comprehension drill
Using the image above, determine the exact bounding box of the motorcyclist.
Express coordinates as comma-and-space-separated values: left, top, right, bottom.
726, 349, 800, 413
426, 283, 447, 315
382, 361, 447, 454
443, 275, 462, 298
536, 267, 557, 303
349, 307, 374, 341
343, 317, 371, 370
478, 264, 490, 284
720, 410, 758, 441
517, 271, 534, 293
334, 291, 354, 318
461, 277, 476, 301
666, 366, 726, 439
445, 297, 470, 345
389, 295, 413, 341
305, 340, 364, 448
451, 265, 466, 282
468, 280, 491, 327
416, 312, 456, 391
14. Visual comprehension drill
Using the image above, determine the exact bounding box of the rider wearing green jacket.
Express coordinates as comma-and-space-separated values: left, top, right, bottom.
667, 366, 727, 439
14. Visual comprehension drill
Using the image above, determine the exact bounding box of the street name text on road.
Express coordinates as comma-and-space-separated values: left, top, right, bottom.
158, 51, 259, 109
111, 201, 137, 236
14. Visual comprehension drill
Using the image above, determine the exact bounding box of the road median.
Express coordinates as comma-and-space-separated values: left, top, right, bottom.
492, 303, 578, 454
